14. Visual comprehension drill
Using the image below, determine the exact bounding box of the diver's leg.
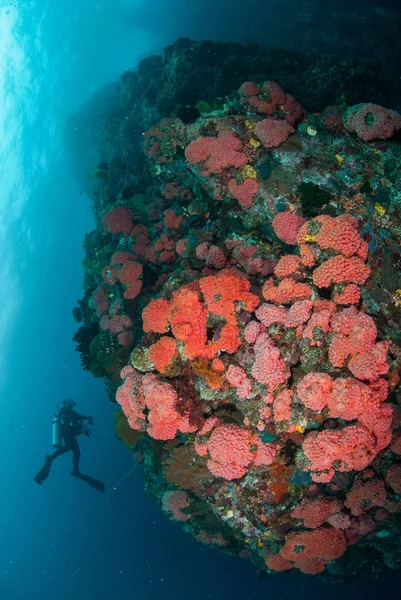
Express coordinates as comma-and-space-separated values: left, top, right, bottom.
71, 471, 105, 493
69, 438, 104, 492
71, 437, 81, 473
34, 444, 71, 484
50, 445, 70, 461
34, 456, 52, 484
34, 450, 59, 484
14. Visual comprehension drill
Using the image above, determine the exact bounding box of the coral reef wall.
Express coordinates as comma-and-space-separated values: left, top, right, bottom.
72, 39, 401, 578
65, 38, 401, 194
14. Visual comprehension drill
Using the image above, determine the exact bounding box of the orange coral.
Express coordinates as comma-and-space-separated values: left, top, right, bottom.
148, 337, 179, 375
142, 298, 171, 333
313, 255, 370, 288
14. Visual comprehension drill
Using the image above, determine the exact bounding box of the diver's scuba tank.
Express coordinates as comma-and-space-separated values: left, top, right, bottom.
52, 399, 76, 447
52, 414, 62, 448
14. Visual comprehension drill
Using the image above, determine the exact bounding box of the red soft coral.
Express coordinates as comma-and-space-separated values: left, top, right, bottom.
272, 212, 306, 245
254, 118, 294, 148
348, 341, 390, 382
386, 464, 401, 494
297, 372, 333, 412
345, 478, 387, 516
344, 103, 401, 141
313, 256, 370, 288
280, 528, 347, 566
302, 425, 377, 476
148, 337, 179, 374
228, 178, 259, 208
185, 132, 248, 174
262, 278, 312, 304
116, 260, 143, 299
328, 307, 377, 368
206, 424, 254, 480
142, 298, 171, 333
102, 205, 134, 236
274, 255, 303, 278
316, 217, 362, 257
251, 333, 289, 390
291, 496, 343, 529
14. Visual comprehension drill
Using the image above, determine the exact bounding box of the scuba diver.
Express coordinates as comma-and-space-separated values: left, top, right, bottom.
34, 399, 104, 492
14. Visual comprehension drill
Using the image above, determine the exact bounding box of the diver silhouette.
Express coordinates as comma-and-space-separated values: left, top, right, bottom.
34, 399, 104, 492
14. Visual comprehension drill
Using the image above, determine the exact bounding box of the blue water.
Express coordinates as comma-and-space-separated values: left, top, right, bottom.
1, 2, 400, 599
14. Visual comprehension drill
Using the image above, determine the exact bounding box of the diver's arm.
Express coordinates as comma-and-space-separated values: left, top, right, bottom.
80, 414, 94, 424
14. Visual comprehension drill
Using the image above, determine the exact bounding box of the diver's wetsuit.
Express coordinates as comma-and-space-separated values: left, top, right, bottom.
50, 428, 82, 472
47, 406, 88, 471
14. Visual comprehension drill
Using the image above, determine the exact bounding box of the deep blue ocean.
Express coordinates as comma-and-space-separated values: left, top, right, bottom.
1, 1, 401, 599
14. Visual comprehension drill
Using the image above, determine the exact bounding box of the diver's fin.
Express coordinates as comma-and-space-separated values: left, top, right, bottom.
71, 470, 105, 493
34, 455, 52, 485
